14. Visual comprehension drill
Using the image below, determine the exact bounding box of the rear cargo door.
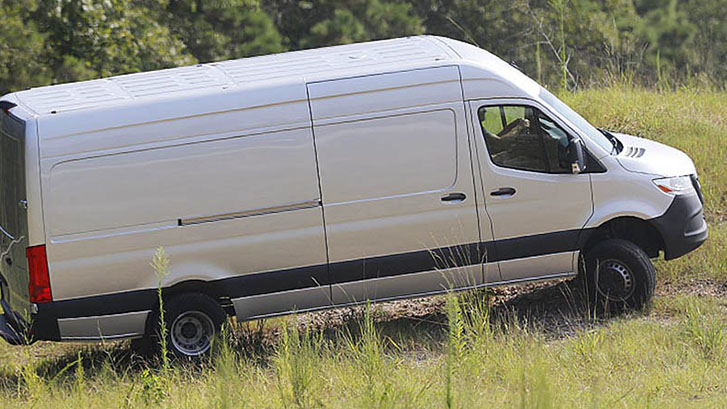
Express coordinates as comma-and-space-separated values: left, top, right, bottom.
0, 107, 30, 320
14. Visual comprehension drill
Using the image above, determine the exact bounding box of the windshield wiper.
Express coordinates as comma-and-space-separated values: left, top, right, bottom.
598, 128, 621, 155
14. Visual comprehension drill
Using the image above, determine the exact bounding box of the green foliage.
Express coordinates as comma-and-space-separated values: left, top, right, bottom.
342, 303, 397, 408
139, 367, 168, 405
265, 0, 423, 49
682, 302, 726, 359
445, 294, 464, 409
274, 320, 324, 408
166, 0, 285, 62
33, 0, 196, 84
0, 1, 51, 92
1, 0, 727, 94
151, 247, 171, 376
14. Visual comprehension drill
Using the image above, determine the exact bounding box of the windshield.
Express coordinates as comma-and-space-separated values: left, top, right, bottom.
539, 88, 614, 155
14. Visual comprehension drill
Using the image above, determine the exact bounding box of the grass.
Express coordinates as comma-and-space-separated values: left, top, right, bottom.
1, 291, 725, 408
1, 86, 727, 408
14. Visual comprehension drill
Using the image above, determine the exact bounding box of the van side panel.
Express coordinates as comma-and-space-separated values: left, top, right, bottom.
47, 128, 319, 237
35, 82, 310, 157
309, 67, 486, 304
40, 99, 330, 339
45, 126, 326, 301
308, 66, 462, 120
315, 110, 457, 203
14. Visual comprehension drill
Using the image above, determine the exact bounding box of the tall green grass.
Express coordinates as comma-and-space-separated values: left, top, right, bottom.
1, 284, 726, 408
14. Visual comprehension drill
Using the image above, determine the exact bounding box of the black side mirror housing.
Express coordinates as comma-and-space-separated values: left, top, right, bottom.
568, 138, 586, 174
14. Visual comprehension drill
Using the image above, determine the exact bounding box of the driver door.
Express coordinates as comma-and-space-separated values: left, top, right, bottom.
469, 99, 594, 281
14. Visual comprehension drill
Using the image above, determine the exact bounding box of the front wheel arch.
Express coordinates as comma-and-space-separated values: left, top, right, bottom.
581, 216, 665, 259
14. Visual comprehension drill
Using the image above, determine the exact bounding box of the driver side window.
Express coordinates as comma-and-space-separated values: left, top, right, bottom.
478, 105, 572, 174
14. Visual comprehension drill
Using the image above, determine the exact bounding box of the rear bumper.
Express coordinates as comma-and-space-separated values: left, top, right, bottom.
651, 191, 708, 260
0, 277, 58, 344
0, 297, 61, 344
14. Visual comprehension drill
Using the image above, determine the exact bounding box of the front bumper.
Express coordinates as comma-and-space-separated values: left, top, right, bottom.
651, 191, 708, 260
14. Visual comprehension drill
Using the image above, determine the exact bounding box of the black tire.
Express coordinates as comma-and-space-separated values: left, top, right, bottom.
130, 335, 156, 358
581, 239, 656, 313
156, 293, 227, 359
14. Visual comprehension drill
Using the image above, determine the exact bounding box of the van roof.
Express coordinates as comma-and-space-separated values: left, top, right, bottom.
10, 36, 464, 116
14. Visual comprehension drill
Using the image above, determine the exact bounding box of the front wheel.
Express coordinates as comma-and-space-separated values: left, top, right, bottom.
581, 239, 656, 313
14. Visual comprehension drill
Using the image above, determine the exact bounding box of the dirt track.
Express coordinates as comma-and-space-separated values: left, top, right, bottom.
293, 277, 727, 343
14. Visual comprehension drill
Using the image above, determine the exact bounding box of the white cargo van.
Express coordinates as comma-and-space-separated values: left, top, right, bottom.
0, 36, 706, 357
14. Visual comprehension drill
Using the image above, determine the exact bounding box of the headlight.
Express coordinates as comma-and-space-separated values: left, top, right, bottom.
653, 175, 693, 194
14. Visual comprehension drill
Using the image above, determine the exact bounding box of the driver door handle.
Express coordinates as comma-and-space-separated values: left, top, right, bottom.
490, 187, 516, 197
441, 192, 467, 203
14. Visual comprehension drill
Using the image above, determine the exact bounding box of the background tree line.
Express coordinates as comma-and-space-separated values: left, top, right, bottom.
1, 0, 724, 95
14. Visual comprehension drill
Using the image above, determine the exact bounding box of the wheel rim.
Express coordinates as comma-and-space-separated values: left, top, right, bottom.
170, 310, 215, 357
596, 259, 635, 301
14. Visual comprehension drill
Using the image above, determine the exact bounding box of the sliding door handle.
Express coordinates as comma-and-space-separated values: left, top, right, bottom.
490, 187, 516, 197
441, 192, 467, 203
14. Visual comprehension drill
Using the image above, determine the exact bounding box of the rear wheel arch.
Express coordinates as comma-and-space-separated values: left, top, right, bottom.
163, 279, 219, 300
141, 280, 233, 341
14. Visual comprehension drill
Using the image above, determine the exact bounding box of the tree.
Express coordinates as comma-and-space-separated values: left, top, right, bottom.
635, 0, 697, 80
682, 0, 727, 82
413, 0, 651, 89
264, 0, 424, 50
2, 0, 726, 93
33, 0, 196, 84
166, 0, 286, 62
0, 0, 50, 94
413, 0, 540, 80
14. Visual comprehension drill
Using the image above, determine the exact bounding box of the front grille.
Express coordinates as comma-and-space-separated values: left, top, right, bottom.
690, 174, 704, 204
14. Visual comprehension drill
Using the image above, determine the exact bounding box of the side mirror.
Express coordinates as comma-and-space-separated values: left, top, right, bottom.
568, 138, 586, 174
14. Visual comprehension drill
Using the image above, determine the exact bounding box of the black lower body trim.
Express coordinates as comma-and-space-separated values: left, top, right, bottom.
28, 228, 587, 340
328, 242, 486, 285
493, 229, 582, 261
213, 265, 329, 299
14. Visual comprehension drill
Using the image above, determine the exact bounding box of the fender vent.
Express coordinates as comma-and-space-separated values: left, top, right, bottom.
623, 146, 645, 158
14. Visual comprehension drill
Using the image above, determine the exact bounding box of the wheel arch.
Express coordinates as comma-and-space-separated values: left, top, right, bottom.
142, 280, 234, 338
581, 216, 665, 259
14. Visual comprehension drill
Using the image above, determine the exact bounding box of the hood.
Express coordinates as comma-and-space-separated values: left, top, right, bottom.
612, 133, 697, 177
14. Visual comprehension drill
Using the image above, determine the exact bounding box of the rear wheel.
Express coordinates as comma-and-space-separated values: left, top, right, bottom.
159, 293, 227, 359
581, 239, 656, 313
